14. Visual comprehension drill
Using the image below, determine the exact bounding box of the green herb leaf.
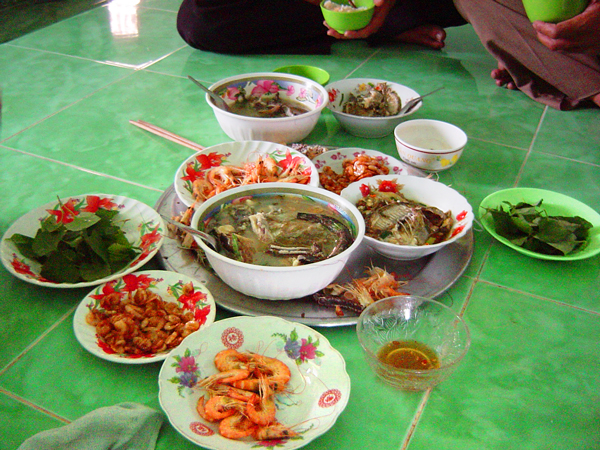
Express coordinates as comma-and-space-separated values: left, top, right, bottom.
486, 199, 593, 256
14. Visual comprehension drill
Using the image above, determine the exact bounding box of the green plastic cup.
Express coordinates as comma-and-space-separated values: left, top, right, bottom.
522, 0, 589, 23
273, 65, 330, 85
320, 0, 375, 33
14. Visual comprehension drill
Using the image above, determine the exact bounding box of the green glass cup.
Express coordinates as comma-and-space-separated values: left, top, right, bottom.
522, 0, 589, 23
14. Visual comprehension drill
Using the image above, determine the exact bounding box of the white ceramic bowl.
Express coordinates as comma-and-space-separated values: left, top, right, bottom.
190, 183, 365, 300
207, 72, 329, 144
394, 119, 467, 171
340, 175, 473, 260
174, 140, 319, 207
325, 78, 421, 138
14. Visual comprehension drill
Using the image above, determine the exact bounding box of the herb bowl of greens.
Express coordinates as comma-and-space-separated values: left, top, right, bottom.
1, 194, 165, 287
479, 188, 600, 261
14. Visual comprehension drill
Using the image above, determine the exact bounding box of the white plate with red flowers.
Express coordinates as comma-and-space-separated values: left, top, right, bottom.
73, 270, 216, 364
0, 194, 164, 288
158, 315, 350, 450
173, 140, 319, 208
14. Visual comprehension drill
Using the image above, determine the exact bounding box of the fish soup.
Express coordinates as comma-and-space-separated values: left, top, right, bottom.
202, 193, 355, 267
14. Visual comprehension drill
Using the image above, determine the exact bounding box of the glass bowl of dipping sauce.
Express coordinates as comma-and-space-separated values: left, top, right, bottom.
356, 296, 470, 391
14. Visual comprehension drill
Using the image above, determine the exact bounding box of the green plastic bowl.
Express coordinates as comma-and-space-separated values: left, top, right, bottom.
273, 65, 330, 85
479, 188, 600, 261
320, 0, 375, 33
522, 0, 588, 23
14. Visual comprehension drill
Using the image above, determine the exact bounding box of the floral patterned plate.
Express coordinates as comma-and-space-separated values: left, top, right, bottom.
173, 141, 320, 208
0, 194, 164, 288
158, 315, 350, 449
312, 147, 425, 188
73, 270, 216, 364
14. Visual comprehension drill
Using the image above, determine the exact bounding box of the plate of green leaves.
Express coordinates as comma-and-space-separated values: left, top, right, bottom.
479, 188, 600, 261
1, 194, 165, 287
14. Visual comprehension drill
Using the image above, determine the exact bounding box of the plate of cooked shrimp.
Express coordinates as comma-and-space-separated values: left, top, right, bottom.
173, 140, 320, 207
158, 315, 351, 449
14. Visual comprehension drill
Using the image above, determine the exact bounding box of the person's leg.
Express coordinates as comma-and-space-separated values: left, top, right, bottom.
369, 0, 467, 49
177, 0, 333, 54
454, 0, 600, 109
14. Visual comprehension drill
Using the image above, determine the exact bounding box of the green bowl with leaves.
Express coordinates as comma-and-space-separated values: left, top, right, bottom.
479, 188, 600, 261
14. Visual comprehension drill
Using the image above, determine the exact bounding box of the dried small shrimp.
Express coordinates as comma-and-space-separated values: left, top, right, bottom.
192, 154, 311, 203
85, 286, 200, 355
314, 266, 408, 315
319, 154, 390, 194
195, 349, 297, 441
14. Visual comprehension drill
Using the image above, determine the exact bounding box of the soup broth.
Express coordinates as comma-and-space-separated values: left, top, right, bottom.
229, 94, 310, 118
203, 193, 354, 266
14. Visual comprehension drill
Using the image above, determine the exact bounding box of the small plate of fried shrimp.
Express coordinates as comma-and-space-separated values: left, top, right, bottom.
158, 315, 351, 449
174, 141, 320, 208
73, 270, 216, 364
313, 148, 413, 195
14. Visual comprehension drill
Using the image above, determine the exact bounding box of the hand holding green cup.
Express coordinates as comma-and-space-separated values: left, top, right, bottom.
522, 0, 589, 23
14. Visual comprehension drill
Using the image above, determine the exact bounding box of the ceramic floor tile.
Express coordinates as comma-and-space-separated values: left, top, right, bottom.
0, 0, 104, 44
0, 313, 163, 421
519, 149, 600, 212
479, 242, 600, 312
533, 107, 600, 166
0, 148, 162, 230
361, 42, 545, 150
2, 70, 223, 191
0, 45, 131, 140
0, 392, 67, 450
147, 40, 377, 86
10, 6, 184, 68
407, 282, 600, 450
140, 0, 182, 12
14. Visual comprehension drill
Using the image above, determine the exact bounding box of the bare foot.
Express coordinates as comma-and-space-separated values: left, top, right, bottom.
394, 25, 447, 50
592, 92, 600, 108
491, 62, 518, 90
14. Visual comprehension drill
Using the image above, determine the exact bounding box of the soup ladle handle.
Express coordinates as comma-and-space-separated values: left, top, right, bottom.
160, 214, 219, 251
187, 75, 230, 112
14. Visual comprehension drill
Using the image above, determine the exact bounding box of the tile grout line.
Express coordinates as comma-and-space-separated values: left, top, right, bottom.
0, 145, 163, 192
514, 105, 548, 186
0, 387, 71, 425
0, 304, 77, 378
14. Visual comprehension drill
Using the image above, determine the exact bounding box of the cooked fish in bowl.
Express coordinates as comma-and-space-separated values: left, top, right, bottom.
340, 175, 473, 260
190, 183, 366, 300
325, 78, 421, 138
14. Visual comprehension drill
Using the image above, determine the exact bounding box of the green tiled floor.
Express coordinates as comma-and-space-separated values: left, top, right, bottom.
1, 1, 599, 449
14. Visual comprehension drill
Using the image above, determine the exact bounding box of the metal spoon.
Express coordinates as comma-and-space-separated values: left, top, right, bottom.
187, 75, 229, 111
160, 214, 219, 251
399, 87, 445, 115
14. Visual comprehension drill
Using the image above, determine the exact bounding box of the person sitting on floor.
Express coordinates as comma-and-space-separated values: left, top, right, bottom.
176, 0, 466, 55
453, 0, 600, 110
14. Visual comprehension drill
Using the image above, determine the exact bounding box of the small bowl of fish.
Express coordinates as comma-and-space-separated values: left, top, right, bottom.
190, 182, 366, 300
340, 175, 473, 260
325, 78, 421, 138
206, 72, 329, 144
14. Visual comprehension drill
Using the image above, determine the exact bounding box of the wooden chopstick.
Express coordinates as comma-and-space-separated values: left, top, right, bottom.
129, 119, 204, 152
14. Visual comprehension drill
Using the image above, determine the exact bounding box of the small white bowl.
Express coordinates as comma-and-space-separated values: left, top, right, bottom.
207, 72, 329, 144
340, 175, 473, 260
190, 183, 366, 300
394, 119, 467, 172
325, 78, 421, 138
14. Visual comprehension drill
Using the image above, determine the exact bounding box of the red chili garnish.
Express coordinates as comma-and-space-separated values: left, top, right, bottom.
456, 210, 468, 221
377, 180, 399, 193
359, 183, 371, 197
451, 225, 465, 237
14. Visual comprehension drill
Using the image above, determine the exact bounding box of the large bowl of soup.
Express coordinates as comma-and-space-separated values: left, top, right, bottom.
206, 72, 329, 144
190, 183, 366, 300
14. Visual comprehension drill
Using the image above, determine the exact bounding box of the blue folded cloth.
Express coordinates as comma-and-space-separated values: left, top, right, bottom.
18, 402, 163, 450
